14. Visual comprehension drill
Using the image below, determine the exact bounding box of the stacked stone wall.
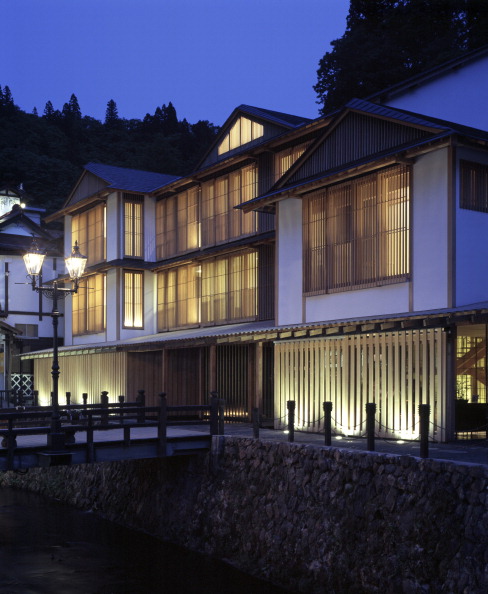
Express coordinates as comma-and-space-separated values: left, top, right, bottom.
1, 437, 488, 593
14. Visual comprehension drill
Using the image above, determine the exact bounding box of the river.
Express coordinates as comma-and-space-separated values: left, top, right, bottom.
0, 487, 289, 594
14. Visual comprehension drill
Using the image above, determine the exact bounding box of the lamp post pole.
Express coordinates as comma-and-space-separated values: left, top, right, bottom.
24, 239, 87, 452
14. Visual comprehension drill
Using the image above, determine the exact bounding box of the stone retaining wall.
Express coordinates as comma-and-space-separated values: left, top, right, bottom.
1, 437, 488, 593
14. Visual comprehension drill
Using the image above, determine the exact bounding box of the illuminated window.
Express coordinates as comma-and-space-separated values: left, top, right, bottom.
72, 204, 106, 266
275, 142, 310, 181
124, 194, 143, 258
72, 273, 106, 335
156, 187, 199, 259
201, 164, 258, 246
460, 160, 488, 213
218, 117, 264, 155
304, 165, 410, 293
157, 264, 200, 331
201, 251, 257, 324
123, 271, 144, 328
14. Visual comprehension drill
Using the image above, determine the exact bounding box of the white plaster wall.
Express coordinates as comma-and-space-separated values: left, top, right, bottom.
105, 192, 120, 261
411, 149, 450, 311
455, 148, 488, 306
276, 198, 303, 325
385, 57, 488, 131
144, 197, 156, 262
105, 268, 119, 342
305, 282, 410, 322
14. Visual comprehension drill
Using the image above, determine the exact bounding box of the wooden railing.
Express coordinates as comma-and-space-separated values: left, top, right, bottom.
0, 393, 225, 470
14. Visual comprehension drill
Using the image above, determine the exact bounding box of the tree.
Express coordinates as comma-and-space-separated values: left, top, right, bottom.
315, 0, 488, 113
104, 99, 119, 126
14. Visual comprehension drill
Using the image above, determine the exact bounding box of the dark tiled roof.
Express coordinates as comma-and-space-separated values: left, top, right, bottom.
85, 163, 179, 193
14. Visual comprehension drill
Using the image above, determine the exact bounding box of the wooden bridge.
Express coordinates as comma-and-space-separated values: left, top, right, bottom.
0, 395, 225, 471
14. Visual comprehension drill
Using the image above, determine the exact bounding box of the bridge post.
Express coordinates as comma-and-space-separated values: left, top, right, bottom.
86, 412, 94, 463
366, 402, 377, 451
252, 407, 260, 438
136, 390, 145, 423
100, 391, 109, 425
33, 390, 39, 407
323, 401, 333, 446
158, 393, 167, 457
210, 392, 219, 435
65, 392, 71, 406
118, 395, 125, 424
419, 404, 430, 459
82, 393, 88, 409
287, 400, 296, 442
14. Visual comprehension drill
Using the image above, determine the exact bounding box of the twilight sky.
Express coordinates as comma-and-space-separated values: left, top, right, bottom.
3, 0, 350, 127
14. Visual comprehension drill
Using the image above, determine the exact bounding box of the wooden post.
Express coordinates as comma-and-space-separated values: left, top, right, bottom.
118, 395, 125, 424
252, 407, 260, 438
419, 404, 430, 459
366, 402, 376, 451
86, 412, 94, 463
287, 400, 295, 443
82, 393, 88, 408
323, 401, 332, 446
100, 391, 109, 425
66, 392, 71, 406
158, 392, 167, 457
218, 398, 225, 435
136, 389, 145, 423
210, 392, 219, 436
33, 390, 39, 407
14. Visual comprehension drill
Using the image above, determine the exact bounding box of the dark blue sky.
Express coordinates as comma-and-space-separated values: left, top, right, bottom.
3, 0, 349, 126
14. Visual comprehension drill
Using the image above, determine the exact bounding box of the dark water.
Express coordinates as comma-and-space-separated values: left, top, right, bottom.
0, 488, 288, 594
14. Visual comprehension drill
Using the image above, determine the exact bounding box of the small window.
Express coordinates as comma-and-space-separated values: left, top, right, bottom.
14, 324, 38, 338
460, 160, 488, 213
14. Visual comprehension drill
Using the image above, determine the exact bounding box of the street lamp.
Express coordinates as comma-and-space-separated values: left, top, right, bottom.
23, 239, 87, 451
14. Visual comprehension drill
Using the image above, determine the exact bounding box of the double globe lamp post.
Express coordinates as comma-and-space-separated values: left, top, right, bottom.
23, 239, 87, 452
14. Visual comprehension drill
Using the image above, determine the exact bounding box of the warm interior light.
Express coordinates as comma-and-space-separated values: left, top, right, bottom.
23, 240, 46, 276
65, 241, 87, 280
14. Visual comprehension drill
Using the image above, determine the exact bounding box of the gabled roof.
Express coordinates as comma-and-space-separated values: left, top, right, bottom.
368, 44, 488, 103
0, 205, 54, 241
239, 98, 488, 212
196, 104, 312, 170
84, 163, 179, 193
236, 105, 312, 128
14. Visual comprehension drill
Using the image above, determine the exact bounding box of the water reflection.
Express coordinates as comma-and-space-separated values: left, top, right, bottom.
0, 488, 288, 594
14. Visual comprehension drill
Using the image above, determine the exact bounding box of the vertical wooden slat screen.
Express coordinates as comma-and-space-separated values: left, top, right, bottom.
304, 165, 410, 294
216, 345, 249, 419
72, 203, 106, 266
274, 329, 446, 440
34, 351, 127, 405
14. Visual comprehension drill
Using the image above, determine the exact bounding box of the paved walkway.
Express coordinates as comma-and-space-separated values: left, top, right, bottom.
217, 424, 488, 467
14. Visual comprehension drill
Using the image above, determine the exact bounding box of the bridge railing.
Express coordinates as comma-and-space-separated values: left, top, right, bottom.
0, 393, 225, 469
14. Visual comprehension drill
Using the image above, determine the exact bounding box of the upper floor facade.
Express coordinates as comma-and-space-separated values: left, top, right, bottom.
53, 107, 312, 346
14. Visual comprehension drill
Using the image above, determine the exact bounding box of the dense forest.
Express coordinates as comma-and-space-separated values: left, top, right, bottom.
315, 0, 488, 113
0, 88, 218, 213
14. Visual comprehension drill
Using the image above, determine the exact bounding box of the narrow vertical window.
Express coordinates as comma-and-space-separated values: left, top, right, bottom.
124, 195, 144, 258
72, 204, 106, 266
123, 271, 144, 328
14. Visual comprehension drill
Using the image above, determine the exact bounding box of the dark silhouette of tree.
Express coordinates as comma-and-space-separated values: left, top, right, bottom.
315, 0, 488, 113
0, 90, 219, 213
104, 99, 119, 126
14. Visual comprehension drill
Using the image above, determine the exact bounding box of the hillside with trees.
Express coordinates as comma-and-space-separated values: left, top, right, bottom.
0, 88, 218, 213
315, 0, 488, 113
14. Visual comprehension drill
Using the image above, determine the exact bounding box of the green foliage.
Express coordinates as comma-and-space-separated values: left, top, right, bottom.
0, 91, 219, 214
315, 0, 488, 113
